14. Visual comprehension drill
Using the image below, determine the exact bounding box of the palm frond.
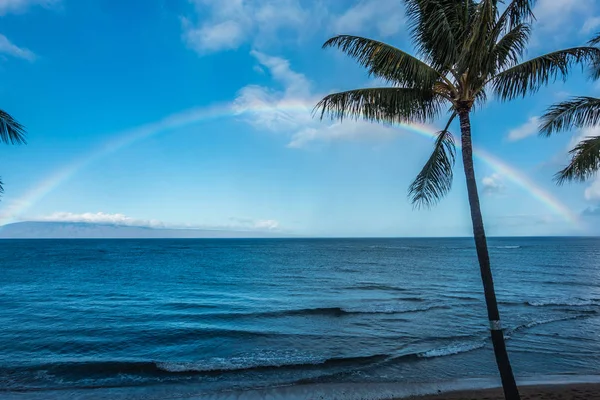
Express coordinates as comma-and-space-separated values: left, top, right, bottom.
491, 22, 531, 71
405, 0, 471, 71
315, 87, 446, 124
540, 96, 600, 135
589, 33, 600, 80
498, 0, 535, 30
460, 0, 497, 75
0, 177, 3, 196
492, 47, 600, 100
0, 109, 26, 145
323, 35, 442, 89
409, 114, 457, 208
473, 87, 489, 110
556, 135, 600, 183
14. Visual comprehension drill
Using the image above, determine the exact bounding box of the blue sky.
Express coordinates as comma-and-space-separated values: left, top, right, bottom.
1, 0, 600, 237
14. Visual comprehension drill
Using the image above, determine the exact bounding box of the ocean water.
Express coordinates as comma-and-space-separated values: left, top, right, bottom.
0, 238, 599, 399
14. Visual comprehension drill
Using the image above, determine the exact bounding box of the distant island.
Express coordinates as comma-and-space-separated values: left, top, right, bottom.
0, 222, 286, 239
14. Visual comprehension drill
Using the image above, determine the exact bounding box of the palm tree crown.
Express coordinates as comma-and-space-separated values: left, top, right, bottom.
0, 108, 27, 195
540, 33, 600, 183
316, 0, 600, 206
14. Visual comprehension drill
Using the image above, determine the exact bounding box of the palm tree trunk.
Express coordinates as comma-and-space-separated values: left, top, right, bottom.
458, 108, 521, 400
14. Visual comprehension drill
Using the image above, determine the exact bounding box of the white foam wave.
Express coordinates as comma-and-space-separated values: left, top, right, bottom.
156, 353, 323, 373
505, 314, 594, 339
526, 298, 599, 307
419, 312, 595, 358
418, 341, 486, 358
344, 304, 447, 314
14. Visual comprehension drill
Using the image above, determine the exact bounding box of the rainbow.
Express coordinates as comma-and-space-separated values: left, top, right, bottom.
400, 123, 582, 227
0, 102, 583, 229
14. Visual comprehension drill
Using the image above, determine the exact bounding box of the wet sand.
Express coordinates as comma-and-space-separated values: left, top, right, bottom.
406, 383, 600, 400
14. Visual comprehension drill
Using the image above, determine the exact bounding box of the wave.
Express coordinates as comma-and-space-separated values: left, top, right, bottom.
164, 302, 220, 311
525, 298, 599, 307
160, 353, 389, 373
11, 354, 391, 378
411, 311, 597, 359
342, 304, 449, 314
11, 311, 594, 385
396, 297, 427, 302
442, 294, 480, 301
262, 307, 352, 317
343, 284, 408, 292
208, 304, 448, 319
505, 313, 595, 338
417, 340, 487, 358
492, 245, 521, 249
367, 245, 419, 250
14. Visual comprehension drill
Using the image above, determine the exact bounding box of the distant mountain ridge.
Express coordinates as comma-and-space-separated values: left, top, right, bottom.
0, 222, 286, 239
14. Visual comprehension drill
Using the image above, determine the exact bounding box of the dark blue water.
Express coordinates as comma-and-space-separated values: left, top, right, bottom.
1, 238, 599, 399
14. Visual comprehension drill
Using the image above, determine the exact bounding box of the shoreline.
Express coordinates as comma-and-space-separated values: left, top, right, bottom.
226, 375, 600, 400
406, 383, 600, 400
2, 375, 599, 399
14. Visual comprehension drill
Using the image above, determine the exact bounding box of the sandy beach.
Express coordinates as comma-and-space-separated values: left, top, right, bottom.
407, 384, 600, 400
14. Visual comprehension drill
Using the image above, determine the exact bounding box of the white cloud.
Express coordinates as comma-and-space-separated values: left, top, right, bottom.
0, 0, 59, 15
0, 34, 35, 61
288, 121, 397, 148
582, 16, 600, 35
182, 18, 245, 53
233, 50, 400, 147
482, 173, 505, 195
228, 217, 280, 230
568, 126, 599, 150
507, 116, 540, 141
585, 176, 600, 201
533, 0, 590, 30
182, 0, 410, 55
182, 0, 312, 54
582, 206, 600, 217
531, 0, 596, 45
562, 126, 600, 203
33, 212, 282, 231
330, 0, 405, 37
38, 212, 165, 228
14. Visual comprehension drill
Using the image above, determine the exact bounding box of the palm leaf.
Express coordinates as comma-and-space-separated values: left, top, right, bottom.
498, 0, 535, 30
315, 87, 445, 125
540, 96, 600, 135
491, 22, 531, 71
323, 35, 442, 88
409, 114, 457, 208
405, 0, 472, 71
589, 33, 600, 80
556, 135, 600, 183
0, 109, 26, 145
492, 47, 600, 100
460, 0, 496, 75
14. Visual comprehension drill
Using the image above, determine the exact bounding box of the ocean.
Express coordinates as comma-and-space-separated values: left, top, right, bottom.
0, 238, 599, 399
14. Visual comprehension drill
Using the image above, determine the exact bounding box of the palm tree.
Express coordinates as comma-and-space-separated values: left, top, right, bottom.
540, 33, 600, 183
314, 1, 600, 399
0, 109, 26, 196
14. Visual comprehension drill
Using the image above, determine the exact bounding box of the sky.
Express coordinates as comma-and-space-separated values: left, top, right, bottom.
1, 0, 600, 237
